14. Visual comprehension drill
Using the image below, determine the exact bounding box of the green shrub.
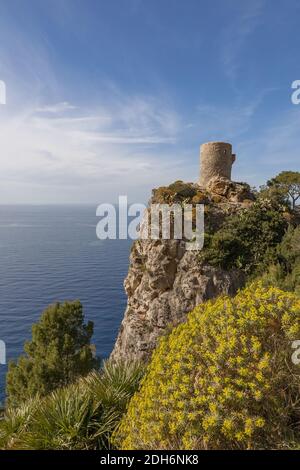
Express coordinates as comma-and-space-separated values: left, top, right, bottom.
258, 183, 291, 209
6, 301, 99, 407
152, 181, 199, 204
201, 200, 288, 274
167, 181, 197, 198
0, 361, 144, 450
267, 171, 300, 210
0, 399, 37, 449
260, 226, 300, 295
113, 284, 300, 450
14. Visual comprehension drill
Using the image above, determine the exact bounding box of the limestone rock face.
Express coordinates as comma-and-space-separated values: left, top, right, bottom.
206, 176, 254, 203
110, 238, 245, 361
110, 179, 254, 362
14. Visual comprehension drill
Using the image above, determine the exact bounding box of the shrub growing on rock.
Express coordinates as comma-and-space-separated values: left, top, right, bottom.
260, 226, 300, 295
201, 199, 288, 274
113, 284, 300, 450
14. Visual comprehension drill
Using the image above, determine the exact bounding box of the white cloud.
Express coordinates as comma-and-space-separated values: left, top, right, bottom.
0, 95, 185, 203
35, 102, 77, 114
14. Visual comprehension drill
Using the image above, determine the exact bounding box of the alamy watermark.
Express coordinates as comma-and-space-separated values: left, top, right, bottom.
96, 196, 204, 251
0, 80, 6, 104
0, 340, 6, 365
291, 340, 300, 365
291, 80, 300, 105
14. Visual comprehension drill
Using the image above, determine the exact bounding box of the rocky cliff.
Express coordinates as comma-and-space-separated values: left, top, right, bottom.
111, 178, 254, 361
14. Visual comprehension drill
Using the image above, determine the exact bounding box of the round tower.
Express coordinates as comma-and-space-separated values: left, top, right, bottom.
199, 141, 236, 187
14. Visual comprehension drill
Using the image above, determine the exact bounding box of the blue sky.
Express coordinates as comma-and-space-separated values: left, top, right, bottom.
0, 0, 299, 203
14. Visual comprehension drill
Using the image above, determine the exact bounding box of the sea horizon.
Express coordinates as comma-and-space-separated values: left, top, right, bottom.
0, 204, 132, 404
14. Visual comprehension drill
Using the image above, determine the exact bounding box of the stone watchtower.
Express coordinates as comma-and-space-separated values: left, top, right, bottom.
199, 141, 236, 187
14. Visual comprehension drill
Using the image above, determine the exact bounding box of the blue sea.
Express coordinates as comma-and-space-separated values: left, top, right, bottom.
0, 205, 132, 404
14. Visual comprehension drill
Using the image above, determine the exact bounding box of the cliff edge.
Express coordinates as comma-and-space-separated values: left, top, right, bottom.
110, 178, 254, 361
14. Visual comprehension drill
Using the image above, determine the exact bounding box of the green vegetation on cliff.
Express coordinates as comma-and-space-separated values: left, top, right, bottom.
113, 284, 300, 450
201, 199, 288, 274
261, 225, 300, 295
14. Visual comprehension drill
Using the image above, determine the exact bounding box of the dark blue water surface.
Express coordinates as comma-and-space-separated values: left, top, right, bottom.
0, 205, 132, 404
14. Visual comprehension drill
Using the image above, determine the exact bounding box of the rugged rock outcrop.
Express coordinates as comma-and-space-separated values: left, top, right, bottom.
110, 178, 253, 362
111, 238, 245, 361
207, 176, 254, 203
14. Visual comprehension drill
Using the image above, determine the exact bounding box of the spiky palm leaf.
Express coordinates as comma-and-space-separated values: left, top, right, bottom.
0, 360, 144, 450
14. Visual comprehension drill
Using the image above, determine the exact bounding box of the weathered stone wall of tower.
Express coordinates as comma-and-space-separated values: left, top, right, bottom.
199, 142, 235, 187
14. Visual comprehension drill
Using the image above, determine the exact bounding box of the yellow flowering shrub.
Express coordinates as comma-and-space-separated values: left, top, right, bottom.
113, 283, 300, 449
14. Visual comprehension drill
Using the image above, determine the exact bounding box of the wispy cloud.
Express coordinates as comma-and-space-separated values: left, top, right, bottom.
188, 86, 275, 141
231, 106, 300, 186
36, 102, 77, 114
0, 94, 184, 203
220, 0, 265, 82
240, 107, 300, 165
